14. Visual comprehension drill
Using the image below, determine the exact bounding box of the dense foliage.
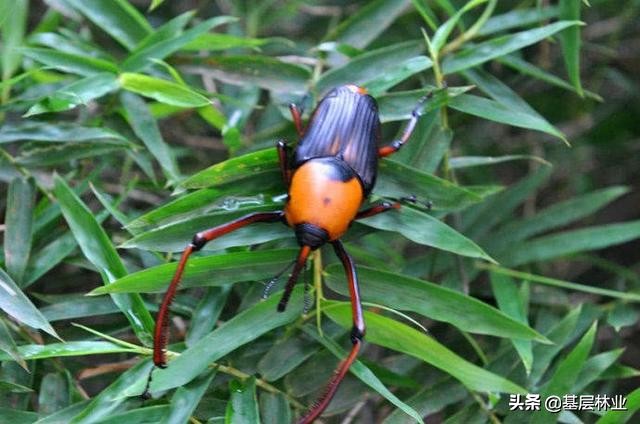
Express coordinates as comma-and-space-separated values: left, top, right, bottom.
0, 0, 638, 422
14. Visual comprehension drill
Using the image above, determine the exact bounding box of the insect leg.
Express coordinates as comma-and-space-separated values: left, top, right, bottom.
298, 240, 364, 423
276, 140, 292, 186
355, 201, 401, 220
289, 103, 304, 137
148, 211, 284, 379
378, 92, 432, 157
277, 245, 311, 312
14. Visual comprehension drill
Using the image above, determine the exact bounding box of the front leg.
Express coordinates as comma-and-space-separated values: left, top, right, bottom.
378, 92, 432, 158
277, 140, 292, 186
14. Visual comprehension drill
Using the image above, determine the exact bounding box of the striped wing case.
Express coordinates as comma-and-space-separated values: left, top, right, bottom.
294, 85, 381, 194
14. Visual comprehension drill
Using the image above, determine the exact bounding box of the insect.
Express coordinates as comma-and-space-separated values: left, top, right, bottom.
148, 84, 427, 422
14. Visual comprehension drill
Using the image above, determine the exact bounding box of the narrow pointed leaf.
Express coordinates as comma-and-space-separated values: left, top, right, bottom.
162, 370, 215, 424
53, 175, 154, 345
503, 220, 640, 267
441, 21, 582, 74
304, 327, 424, 423
200, 56, 311, 93
0, 268, 58, 338
449, 94, 566, 142
325, 265, 546, 341
0, 341, 136, 361
122, 16, 236, 72
119, 73, 211, 108
357, 206, 494, 262
558, 0, 583, 96
324, 303, 526, 394
149, 287, 303, 393
89, 249, 298, 294
225, 378, 259, 423
4, 176, 35, 284
120, 91, 180, 182
20, 48, 118, 76
63, 0, 152, 50
121, 205, 289, 252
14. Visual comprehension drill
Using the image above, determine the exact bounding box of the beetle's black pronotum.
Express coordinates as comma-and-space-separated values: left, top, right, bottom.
148, 84, 427, 423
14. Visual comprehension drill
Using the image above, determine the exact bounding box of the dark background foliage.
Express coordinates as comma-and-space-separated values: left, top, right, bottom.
0, 0, 638, 423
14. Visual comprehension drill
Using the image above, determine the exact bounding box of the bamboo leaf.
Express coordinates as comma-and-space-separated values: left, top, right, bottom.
325, 265, 546, 341
53, 175, 154, 345
63, 0, 152, 51
442, 21, 582, 74
324, 303, 526, 394
148, 287, 303, 393
4, 176, 35, 284
0, 268, 58, 338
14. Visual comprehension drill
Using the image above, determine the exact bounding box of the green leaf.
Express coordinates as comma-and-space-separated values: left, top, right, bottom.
478, 264, 640, 303
177, 148, 280, 190
53, 175, 154, 345
0, 408, 38, 424
258, 332, 321, 382
25, 73, 119, 116
0, 341, 135, 361
259, 393, 291, 424
325, 265, 546, 341
120, 91, 181, 182
498, 54, 601, 100
0, 318, 26, 370
574, 349, 625, 393
449, 155, 549, 168
119, 73, 211, 108
0, 122, 128, 144
441, 20, 582, 74
93, 406, 170, 424
201, 56, 311, 93
365, 56, 432, 97
89, 249, 298, 294
15, 143, 126, 167
38, 372, 69, 415
0, 268, 58, 338
304, 327, 425, 423
4, 176, 35, 284
449, 94, 567, 142
595, 387, 640, 424
374, 159, 482, 211
477, 6, 559, 36
225, 378, 259, 424
377, 86, 473, 122
149, 0, 164, 11
68, 360, 154, 424
533, 322, 597, 424
530, 305, 582, 384
490, 273, 533, 374
462, 68, 567, 143
431, 0, 487, 53
121, 205, 290, 253
559, 0, 583, 96
324, 303, 526, 394
184, 33, 288, 51
317, 40, 424, 94
0, 0, 27, 83
162, 370, 215, 424
148, 287, 303, 393
40, 297, 120, 321
489, 186, 630, 252
63, 0, 152, 51
326, 0, 411, 50
20, 48, 118, 76
462, 166, 552, 238
503, 219, 640, 267
122, 16, 236, 72
357, 206, 494, 262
